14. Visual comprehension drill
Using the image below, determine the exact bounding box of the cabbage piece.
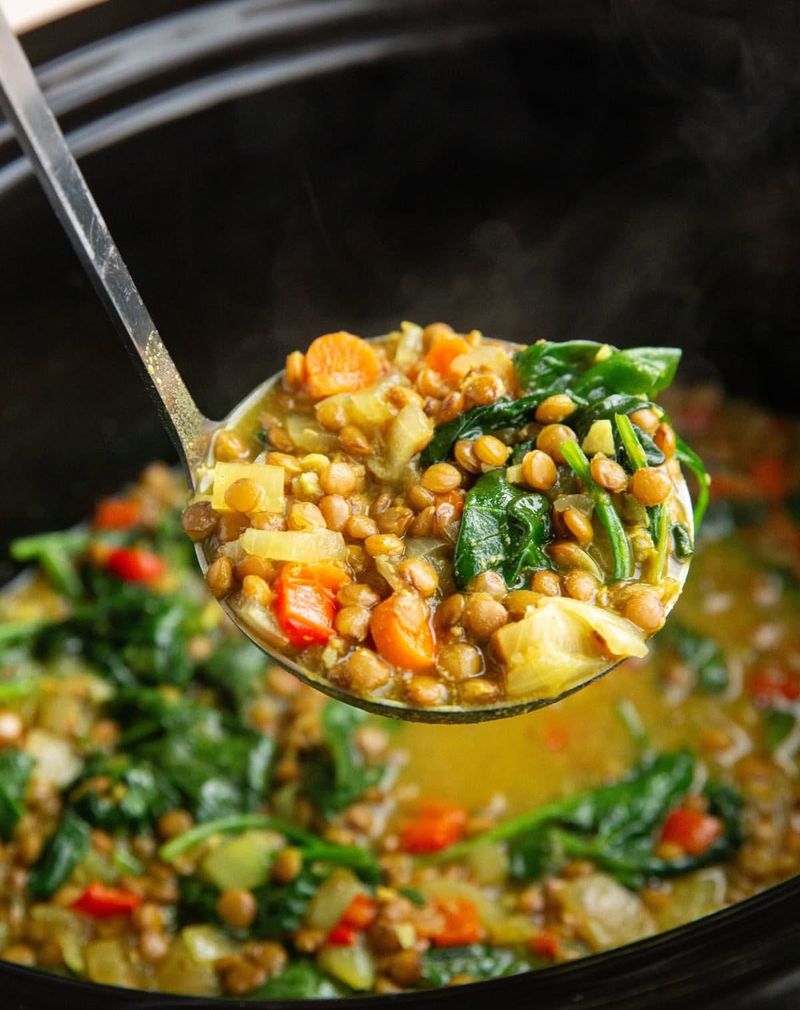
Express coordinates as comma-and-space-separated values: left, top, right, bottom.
285, 415, 338, 454
317, 936, 375, 991
494, 596, 647, 698
555, 872, 656, 951
369, 404, 434, 481
211, 462, 284, 513
239, 528, 346, 563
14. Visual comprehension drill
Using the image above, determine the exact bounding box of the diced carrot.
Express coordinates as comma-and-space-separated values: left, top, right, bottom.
273, 563, 343, 648
369, 593, 436, 672
431, 896, 483, 947
304, 331, 381, 399
107, 548, 165, 585
399, 801, 467, 854
748, 667, 800, 704
528, 929, 560, 961
340, 894, 378, 930
751, 456, 789, 500
94, 498, 141, 530
425, 332, 470, 377
660, 807, 722, 856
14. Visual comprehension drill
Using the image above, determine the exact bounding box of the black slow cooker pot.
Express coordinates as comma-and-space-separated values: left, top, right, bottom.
2, 1, 800, 1006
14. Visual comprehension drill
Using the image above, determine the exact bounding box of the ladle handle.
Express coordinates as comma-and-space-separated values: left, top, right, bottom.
0, 10, 209, 477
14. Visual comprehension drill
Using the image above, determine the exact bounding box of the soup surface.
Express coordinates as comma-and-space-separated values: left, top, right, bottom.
187, 324, 697, 712
0, 386, 797, 998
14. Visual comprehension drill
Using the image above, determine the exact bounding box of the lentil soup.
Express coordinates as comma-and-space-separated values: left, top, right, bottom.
0, 387, 798, 997
186, 324, 701, 713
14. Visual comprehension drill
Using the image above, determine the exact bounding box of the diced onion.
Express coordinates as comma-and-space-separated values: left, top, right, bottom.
25, 728, 82, 788
581, 419, 615, 457
211, 462, 284, 513
239, 527, 346, 563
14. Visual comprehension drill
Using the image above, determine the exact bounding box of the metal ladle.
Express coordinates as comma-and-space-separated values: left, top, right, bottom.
0, 10, 692, 722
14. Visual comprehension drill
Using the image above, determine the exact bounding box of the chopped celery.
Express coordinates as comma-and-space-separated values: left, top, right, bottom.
200, 829, 282, 891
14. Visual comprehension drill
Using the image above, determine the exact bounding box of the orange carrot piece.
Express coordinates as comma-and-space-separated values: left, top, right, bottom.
399, 801, 467, 854
424, 332, 470, 376
304, 331, 381, 399
660, 808, 722, 855
94, 498, 141, 530
431, 896, 483, 947
369, 593, 436, 671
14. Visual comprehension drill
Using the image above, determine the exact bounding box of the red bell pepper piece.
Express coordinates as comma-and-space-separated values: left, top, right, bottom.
529, 929, 560, 961
748, 667, 800, 705
72, 882, 142, 918
273, 563, 349, 648
326, 893, 378, 945
107, 547, 166, 585
660, 808, 722, 856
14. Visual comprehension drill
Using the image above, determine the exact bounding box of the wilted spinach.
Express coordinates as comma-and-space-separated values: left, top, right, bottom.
659, 622, 728, 694
303, 701, 383, 818
249, 960, 344, 999
453, 471, 552, 589
435, 752, 742, 889
28, 809, 91, 899
71, 754, 178, 831
421, 395, 542, 468
0, 749, 34, 840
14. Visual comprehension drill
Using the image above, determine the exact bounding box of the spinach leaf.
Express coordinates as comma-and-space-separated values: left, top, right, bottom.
570, 393, 655, 439
660, 622, 728, 694
672, 523, 694, 559
72, 755, 178, 831
0, 749, 34, 840
303, 702, 383, 818
453, 471, 552, 589
251, 865, 323, 938
249, 960, 344, 999
421, 396, 541, 468
573, 346, 681, 400
763, 709, 796, 750
201, 639, 267, 712
436, 752, 742, 889
28, 810, 91, 898
514, 340, 603, 394
421, 944, 530, 987
676, 436, 710, 529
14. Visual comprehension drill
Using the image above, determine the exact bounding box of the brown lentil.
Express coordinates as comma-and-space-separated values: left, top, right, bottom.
522, 449, 558, 491
338, 583, 381, 608
654, 422, 677, 458
535, 394, 576, 424
630, 407, 660, 434
335, 606, 371, 641
180, 501, 218, 542
407, 484, 436, 511
421, 463, 462, 494
563, 570, 598, 602
224, 477, 265, 514
365, 534, 405, 557
536, 424, 577, 465
345, 649, 391, 693
454, 439, 481, 474
437, 643, 484, 681
532, 570, 562, 596
590, 455, 628, 492
408, 506, 435, 537
437, 593, 466, 627
234, 556, 273, 582
321, 461, 358, 496
459, 678, 501, 704
287, 501, 326, 531
377, 506, 415, 536
271, 847, 303, 884
464, 596, 508, 640
241, 574, 271, 608
216, 511, 250, 543
563, 508, 594, 545
396, 558, 439, 597
206, 556, 233, 598
462, 372, 504, 406
346, 514, 379, 540
214, 429, 249, 462
630, 467, 672, 506
339, 425, 371, 455
405, 676, 448, 707
216, 888, 258, 930
319, 493, 351, 531
474, 435, 512, 467
624, 592, 665, 632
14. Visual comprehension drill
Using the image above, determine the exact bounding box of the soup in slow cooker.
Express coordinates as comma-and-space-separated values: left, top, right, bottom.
0, 384, 797, 997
